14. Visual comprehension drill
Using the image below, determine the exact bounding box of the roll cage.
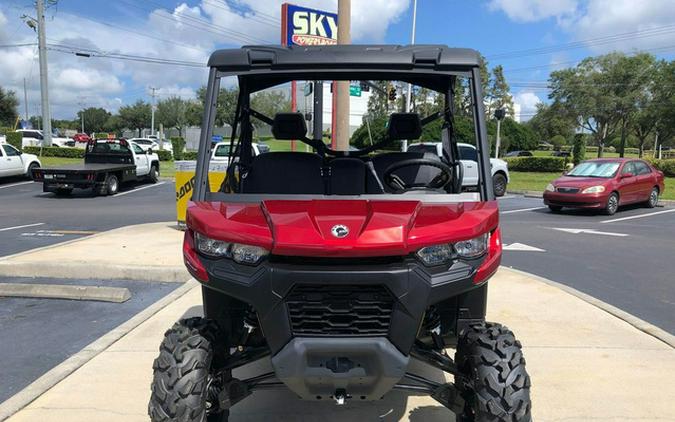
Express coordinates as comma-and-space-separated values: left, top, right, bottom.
192, 44, 493, 202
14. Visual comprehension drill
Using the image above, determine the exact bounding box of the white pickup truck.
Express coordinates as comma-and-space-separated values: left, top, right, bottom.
15, 129, 74, 148
211, 142, 269, 164
406, 142, 510, 196
0, 143, 41, 179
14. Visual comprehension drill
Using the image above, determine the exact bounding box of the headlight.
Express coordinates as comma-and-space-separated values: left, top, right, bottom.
545, 183, 555, 192
416, 244, 454, 266
416, 233, 490, 266
231, 243, 269, 265
581, 185, 606, 194
195, 232, 231, 257
454, 233, 489, 259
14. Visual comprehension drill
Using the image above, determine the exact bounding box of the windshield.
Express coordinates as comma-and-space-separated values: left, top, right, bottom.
408, 144, 438, 155
567, 161, 620, 178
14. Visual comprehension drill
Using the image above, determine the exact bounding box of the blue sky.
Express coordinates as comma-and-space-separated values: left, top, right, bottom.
1, 0, 673, 120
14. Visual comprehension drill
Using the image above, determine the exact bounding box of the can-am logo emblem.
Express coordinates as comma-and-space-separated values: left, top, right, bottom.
331, 224, 349, 238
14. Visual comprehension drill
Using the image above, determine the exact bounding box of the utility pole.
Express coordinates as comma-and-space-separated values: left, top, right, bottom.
149, 87, 158, 136
77, 97, 86, 133
403, 0, 418, 152
36, 0, 52, 147
335, 0, 351, 151
494, 108, 505, 159
23, 78, 29, 122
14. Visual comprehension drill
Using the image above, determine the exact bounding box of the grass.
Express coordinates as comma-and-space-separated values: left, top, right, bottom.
509, 171, 675, 200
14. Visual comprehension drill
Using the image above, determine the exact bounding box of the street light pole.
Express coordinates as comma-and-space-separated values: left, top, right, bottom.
36, 0, 52, 148
494, 108, 505, 159
403, 0, 418, 152
150, 87, 158, 136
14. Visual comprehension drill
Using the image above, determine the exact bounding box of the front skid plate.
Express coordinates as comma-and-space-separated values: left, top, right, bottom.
271, 337, 409, 400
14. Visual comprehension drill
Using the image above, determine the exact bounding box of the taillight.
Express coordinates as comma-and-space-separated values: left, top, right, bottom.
473, 228, 502, 285
183, 229, 209, 282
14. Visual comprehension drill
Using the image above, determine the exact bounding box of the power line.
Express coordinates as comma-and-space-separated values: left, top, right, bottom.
46, 42, 206, 67
201, 0, 280, 27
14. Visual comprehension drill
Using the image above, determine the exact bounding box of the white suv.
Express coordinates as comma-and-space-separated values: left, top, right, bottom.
406, 142, 510, 196
15, 129, 73, 148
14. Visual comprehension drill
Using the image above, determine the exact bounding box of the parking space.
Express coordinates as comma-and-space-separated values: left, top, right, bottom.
0, 276, 180, 403
0, 179, 175, 257
499, 195, 675, 334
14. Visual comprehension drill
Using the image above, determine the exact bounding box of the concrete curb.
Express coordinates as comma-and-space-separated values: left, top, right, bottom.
0, 262, 189, 283
0, 279, 198, 422
0, 283, 131, 303
507, 189, 675, 206
505, 267, 675, 349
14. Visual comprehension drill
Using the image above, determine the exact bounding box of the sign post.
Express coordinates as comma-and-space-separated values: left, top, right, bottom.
281, 4, 338, 149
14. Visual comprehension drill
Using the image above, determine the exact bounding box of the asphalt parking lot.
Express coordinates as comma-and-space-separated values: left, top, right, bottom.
0, 178, 175, 257
0, 276, 180, 403
498, 194, 675, 335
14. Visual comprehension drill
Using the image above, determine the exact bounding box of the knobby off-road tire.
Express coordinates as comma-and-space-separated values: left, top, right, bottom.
148, 317, 229, 422
455, 322, 532, 422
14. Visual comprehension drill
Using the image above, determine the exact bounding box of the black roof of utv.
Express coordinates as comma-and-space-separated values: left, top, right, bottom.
208, 44, 480, 70
207, 45, 480, 92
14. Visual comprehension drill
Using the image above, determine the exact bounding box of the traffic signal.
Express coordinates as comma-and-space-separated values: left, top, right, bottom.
494, 108, 506, 120
388, 86, 397, 101
359, 81, 370, 92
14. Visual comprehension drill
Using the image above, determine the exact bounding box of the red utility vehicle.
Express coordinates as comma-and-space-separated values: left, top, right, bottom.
148, 45, 532, 422
72, 133, 91, 143
543, 158, 665, 215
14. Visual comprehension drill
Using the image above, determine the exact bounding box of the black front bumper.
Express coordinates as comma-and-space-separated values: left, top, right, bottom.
200, 255, 483, 356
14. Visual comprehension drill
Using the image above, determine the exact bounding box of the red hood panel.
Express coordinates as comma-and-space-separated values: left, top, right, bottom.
187, 199, 499, 258
554, 176, 611, 187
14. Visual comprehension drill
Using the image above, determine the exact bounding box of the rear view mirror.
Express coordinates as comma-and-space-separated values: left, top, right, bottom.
272, 113, 307, 140
388, 113, 422, 141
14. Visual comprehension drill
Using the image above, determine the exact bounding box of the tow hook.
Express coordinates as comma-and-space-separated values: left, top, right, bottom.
334, 389, 348, 405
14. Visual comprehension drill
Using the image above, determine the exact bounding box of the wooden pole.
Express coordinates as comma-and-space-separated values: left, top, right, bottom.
335, 0, 351, 151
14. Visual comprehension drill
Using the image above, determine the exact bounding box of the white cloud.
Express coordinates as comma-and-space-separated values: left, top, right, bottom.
488, 0, 578, 23
514, 91, 541, 121
0, 1, 409, 119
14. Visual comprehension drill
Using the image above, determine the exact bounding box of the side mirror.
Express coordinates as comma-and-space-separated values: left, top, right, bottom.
621, 172, 634, 179
147, 148, 153, 154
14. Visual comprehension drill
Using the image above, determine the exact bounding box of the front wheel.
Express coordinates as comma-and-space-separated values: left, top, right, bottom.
149, 317, 229, 422
26, 162, 40, 180
548, 205, 563, 213
492, 173, 507, 197
105, 174, 119, 195
645, 187, 659, 208
148, 165, 159, 183
456, 322, 532, 422
603, 192, 619, 216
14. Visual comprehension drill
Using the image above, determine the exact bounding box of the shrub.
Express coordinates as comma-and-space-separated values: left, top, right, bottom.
0, 127, 13, 136
93, 132, 112, 140
183, 151, 198, 160
171, 137, 186, 160
6, 132, 23, 151
645, 159, 675, 177
156, 150, 173, 161
504, 156, 566, 172
23, 146, 85, 158
550, 135, 566, 151
572, 134, 586, 166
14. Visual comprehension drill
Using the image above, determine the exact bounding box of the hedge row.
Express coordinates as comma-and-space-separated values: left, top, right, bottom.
646, 159, 675, 177
504, 156, 566, 172
6, 132, 23, 151
23, 146, 85, 158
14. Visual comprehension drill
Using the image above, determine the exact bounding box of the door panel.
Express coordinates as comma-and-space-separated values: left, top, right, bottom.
633, 161, 655, 201
459, 146, 479, 186
617, 162, 637, 204
132, 144, 149, 176
2, 145, 25, 176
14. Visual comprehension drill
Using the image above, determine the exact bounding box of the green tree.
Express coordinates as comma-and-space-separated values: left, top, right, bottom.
250, 90, 291, 128
0, 87, 19, 127
652, 60, 675, 152
550, 134, 566, 151
118, 100, 151, 136
197, 86, 239, 127
77, 107, 111, 133
365, 81, 390, 119
157, 96, 192, 136
526, 102, 576, 141
572, 134, 586, 165
485, 65, 514, 117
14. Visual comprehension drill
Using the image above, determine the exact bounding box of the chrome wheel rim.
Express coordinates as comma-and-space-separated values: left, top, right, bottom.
608, 195, 618, 213
650, 190, 658, 206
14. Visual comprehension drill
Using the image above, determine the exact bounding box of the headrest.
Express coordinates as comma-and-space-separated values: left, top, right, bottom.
272, 112, 307, 140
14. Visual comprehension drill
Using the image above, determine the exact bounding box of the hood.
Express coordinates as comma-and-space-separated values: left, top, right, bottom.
554, 175, 611, 188
187, 199, 498, 258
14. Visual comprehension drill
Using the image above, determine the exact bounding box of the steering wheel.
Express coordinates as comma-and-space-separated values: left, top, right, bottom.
383, 158, 454, 193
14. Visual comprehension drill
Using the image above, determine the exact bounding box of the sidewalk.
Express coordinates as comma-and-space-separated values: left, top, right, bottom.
0, 222, 188, 282
3, 265, 674, 421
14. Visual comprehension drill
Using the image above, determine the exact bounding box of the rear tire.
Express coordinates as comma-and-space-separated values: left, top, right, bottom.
105, 174, 119, 195
456, 322, 532, 422
645, 187, 659, 208
149, 317, 229, 422
548, 205, 563, 213
492, 173, 507, 197
603, 192, 619, 215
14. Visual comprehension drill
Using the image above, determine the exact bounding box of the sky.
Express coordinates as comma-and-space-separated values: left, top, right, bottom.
0, 0, 674, 121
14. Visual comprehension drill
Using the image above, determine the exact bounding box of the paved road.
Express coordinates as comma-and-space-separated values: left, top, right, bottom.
0, 178, 175, 257
498, 195, 675, 335
0, 277, 180, 403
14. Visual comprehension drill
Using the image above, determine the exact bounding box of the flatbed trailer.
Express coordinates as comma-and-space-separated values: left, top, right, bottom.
32, 139, 159, 196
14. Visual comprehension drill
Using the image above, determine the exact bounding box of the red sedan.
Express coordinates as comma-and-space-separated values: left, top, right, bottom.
543, 158, 665, 215
72, 133, 91, 143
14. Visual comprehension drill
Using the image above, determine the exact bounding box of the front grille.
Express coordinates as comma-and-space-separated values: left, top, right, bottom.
285, 284, 395, 336
557, 187, 580, 194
